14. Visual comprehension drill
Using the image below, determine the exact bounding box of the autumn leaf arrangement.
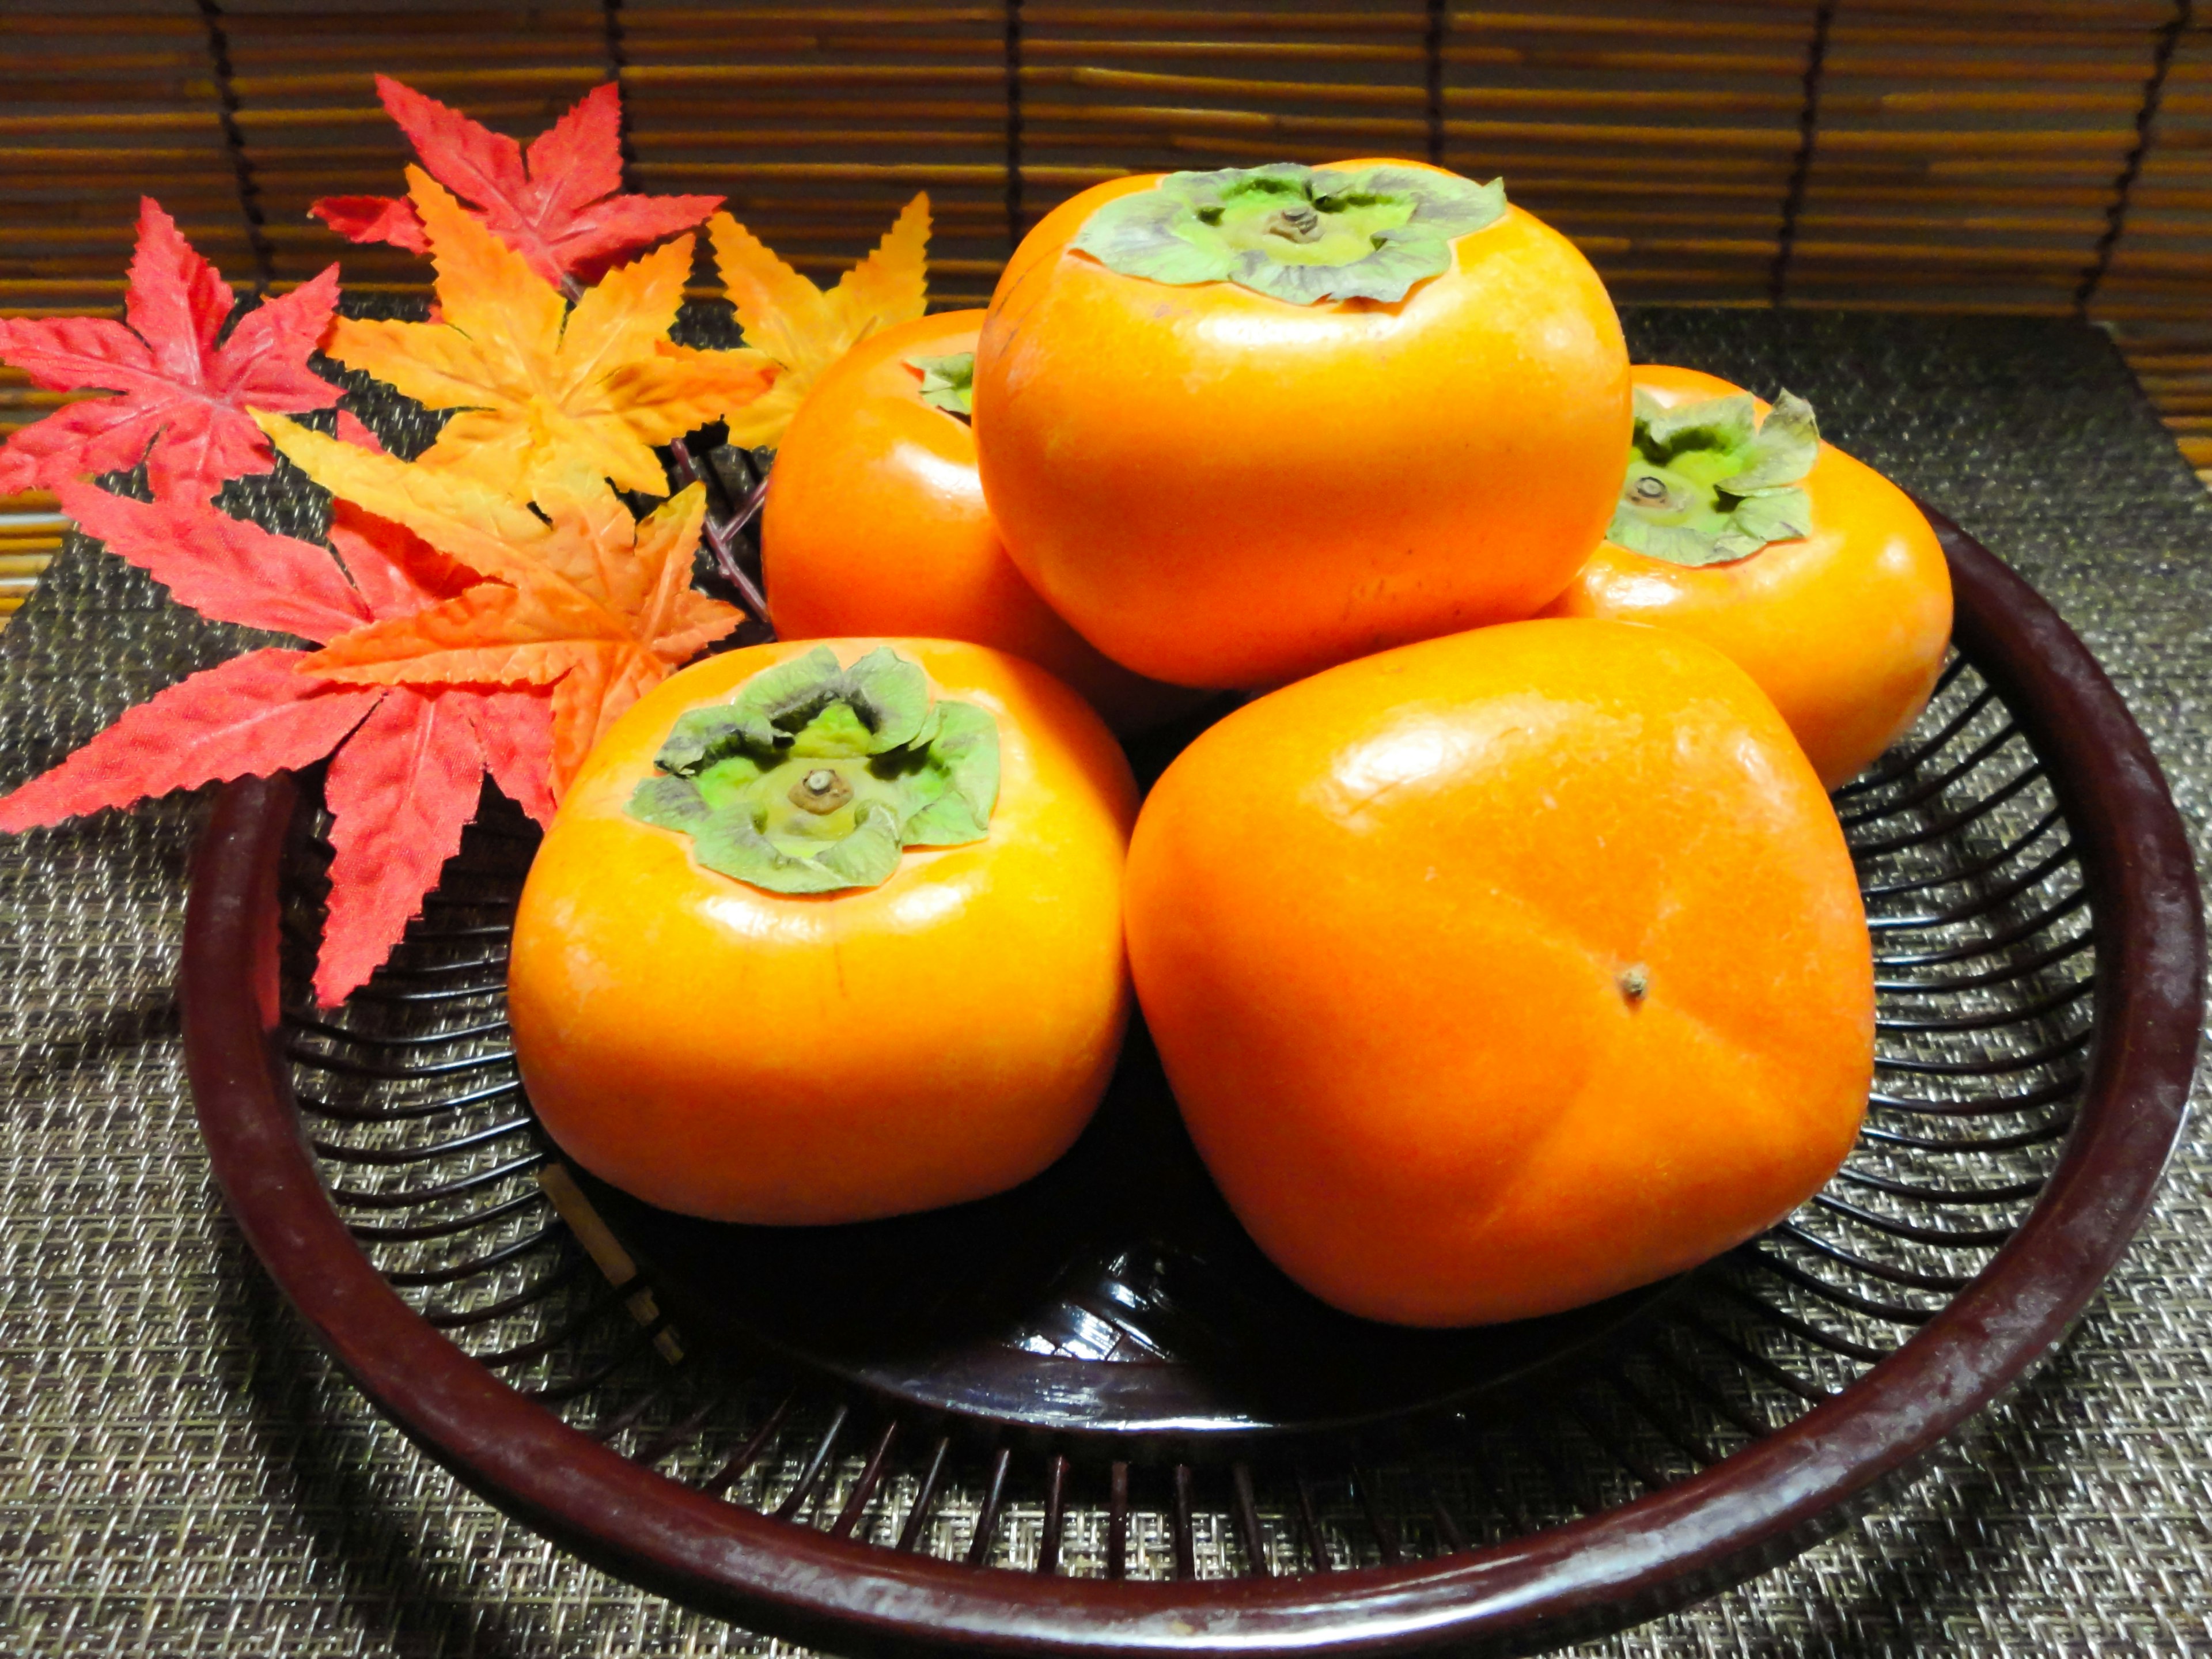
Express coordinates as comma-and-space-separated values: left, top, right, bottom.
0, 76, 930, 1004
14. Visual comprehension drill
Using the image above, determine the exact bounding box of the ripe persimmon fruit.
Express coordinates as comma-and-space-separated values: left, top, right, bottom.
974, 161, 1631, 690
1543, 364, 1953, 789
1124, 619, 1874, 1327
510, 639, 1138, 1225
763, 310, 1199, 734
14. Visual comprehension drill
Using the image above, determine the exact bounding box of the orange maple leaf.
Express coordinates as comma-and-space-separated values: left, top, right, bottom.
322, 166, 774, 503
259, 412, 743, 794
710, 192, 929, 447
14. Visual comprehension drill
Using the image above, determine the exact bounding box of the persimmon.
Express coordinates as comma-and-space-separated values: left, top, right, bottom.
509, 639, 1138, 1225
974, 160, 1631, 690
763, 310, 1199, 734
1541, 365, 1952, 789
1124, 619, 1873, 1327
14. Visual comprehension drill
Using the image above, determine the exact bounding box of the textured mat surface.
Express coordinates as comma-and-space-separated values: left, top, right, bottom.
3, 308, 2210, 1657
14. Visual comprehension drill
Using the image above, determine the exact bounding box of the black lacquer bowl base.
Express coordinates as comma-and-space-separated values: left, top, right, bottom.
577, 1025, 1676, 1444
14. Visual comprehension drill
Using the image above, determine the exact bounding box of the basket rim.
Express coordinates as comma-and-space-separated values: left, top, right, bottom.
180, 510, 2204, 1658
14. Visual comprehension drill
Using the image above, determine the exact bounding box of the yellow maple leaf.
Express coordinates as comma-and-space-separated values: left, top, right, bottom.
322, 166, 775, 504
710, 192, 929, 447
259, 412, 743, 794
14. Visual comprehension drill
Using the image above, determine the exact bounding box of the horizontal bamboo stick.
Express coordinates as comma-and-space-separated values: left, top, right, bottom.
1787, 239, 2130, 269
227, 64, 616, 99
1824, 54, 2175, 83
631, 7, 999, 28
1790, 211, 2111, 237
0, 109, 228, 135
0, 224, 248, 248
2, 10, 203, 32
0, 147, 242, 166
626, 63, 1003, 86
624, 160, 1126, 185
630, 87, 1010, 113
631, 125, 1002, 147
224, 34, 607, 67
0, 281, 127, 296
1439, 9, 2160, 50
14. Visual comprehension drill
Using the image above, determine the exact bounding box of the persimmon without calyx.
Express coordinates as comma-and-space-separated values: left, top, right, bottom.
973, 161, 1631, 690
762, 310, 1199, 734
1542, 364, 1953, 789
1124, 619, 1874, 1327
509, 639, 1138, 1226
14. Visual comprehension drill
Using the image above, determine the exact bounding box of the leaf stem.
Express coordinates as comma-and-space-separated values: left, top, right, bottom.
669, 435, 774, 630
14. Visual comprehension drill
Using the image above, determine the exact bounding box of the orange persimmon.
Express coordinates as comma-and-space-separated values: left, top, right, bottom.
974, 160, 1630, 690
1542, 364, 1952, 789
1124, 619, 1874, 1327
763, 310, 1198, 734
509, 638, 1138, 1225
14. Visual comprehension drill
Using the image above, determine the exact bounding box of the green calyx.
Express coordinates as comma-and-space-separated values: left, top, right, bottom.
1608, 387, 1821, 567
1070, 162, 1506, 305
907, 351, 974, 419
628, 646, 1001, 895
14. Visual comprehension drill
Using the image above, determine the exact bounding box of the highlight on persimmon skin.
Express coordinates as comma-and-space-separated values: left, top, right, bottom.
1124, 618, 1874, 1328
1543, 363, 1953, 790
508, 638, 1140, 1228
761, 309, 1202, 736
973, 160, 1631, 691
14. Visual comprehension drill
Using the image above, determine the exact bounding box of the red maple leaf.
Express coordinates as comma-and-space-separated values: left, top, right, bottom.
311, 78, 722, 287
0, 200, 343, 502
1, 455, 557, 1006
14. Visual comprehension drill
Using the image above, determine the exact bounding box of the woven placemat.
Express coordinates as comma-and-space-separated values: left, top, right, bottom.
3, 309, 2209, 1656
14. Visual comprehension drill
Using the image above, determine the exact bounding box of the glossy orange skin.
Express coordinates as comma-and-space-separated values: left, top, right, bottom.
974, 163, 1632, 690
764, 311, 1200, 735
1543, 365, 1953, 789
1125, 619, 1873, 1327
509, 639, 1139, 1225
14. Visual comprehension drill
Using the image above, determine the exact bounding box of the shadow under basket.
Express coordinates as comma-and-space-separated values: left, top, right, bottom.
182, 507, 2203, 1658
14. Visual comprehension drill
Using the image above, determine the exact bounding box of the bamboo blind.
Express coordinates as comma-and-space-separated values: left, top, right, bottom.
2, 0, 2206, 623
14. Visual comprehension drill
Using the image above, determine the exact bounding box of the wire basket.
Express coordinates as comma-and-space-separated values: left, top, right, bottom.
181, 509, 2202, 1657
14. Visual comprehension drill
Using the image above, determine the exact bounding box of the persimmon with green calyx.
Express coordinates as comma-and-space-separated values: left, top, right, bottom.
974, 160, 1630, 691
1543, 365, 1952, 789
1124, 619, 1874, 1328
762, 309, 1202, 734
509, 638, 1139, 1226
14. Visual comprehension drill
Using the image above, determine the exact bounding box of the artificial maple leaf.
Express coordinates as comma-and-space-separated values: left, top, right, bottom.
1, 442, 563, 1005
316, 687, 495, 1005
0, 200, 343, 502
261, 414, 742, 793
321, 169, 773, 502
0, 649, 381, 837
55, 480, 374, 642
311, 77, 722, 288
710, 192, 929, 447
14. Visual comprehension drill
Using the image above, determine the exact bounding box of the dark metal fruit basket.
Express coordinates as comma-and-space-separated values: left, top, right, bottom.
181, 509, 2202, 1657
